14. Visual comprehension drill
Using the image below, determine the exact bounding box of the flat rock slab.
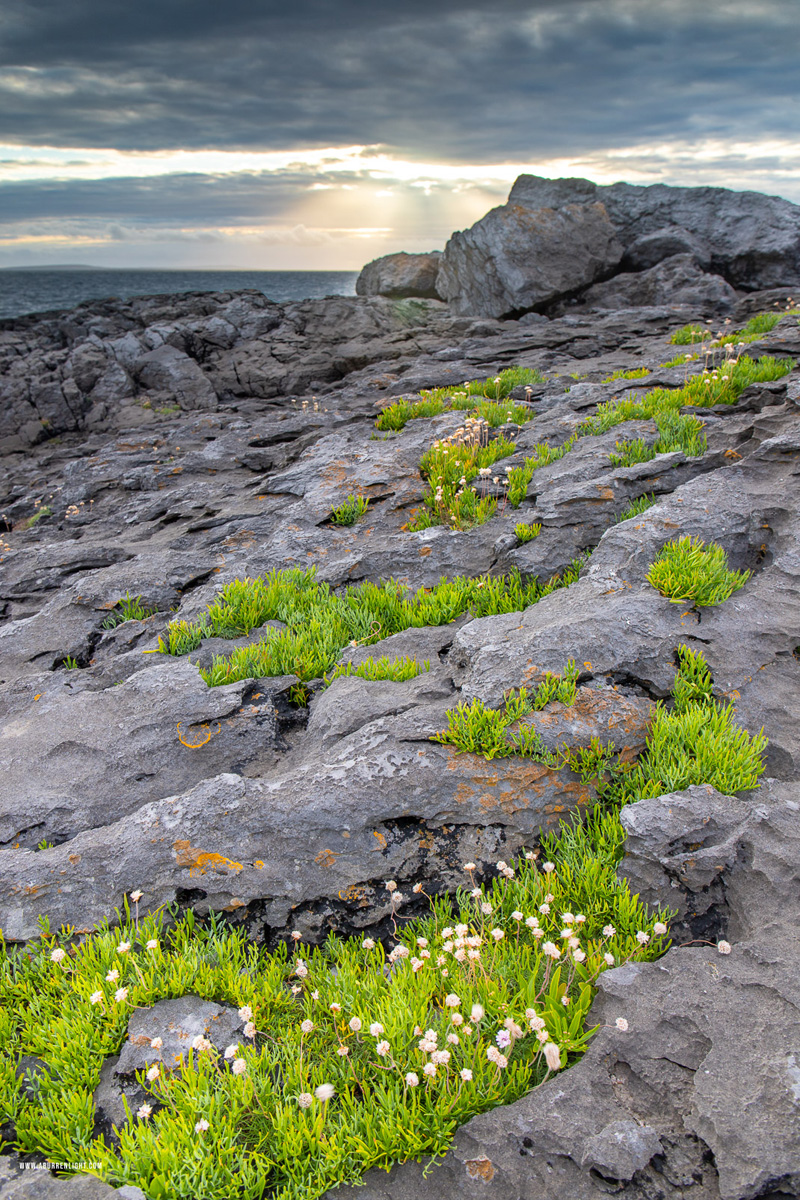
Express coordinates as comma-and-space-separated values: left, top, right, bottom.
116, 995, 244, 1074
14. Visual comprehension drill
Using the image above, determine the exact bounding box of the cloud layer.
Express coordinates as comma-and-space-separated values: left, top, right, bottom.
1, 0, 798, 267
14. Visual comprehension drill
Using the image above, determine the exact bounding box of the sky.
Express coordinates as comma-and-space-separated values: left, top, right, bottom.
1, 0, 798, 270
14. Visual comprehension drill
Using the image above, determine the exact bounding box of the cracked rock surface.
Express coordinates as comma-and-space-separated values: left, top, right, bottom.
1, 214, 800, 1197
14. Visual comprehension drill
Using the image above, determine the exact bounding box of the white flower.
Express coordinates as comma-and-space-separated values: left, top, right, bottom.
455, 924, 469, 936
150, 1037, 163, 1050
717, 940, 732, 955
542, 942, 560, 959
291, 931, 302, 941
460, 1068, 473, 1081
330, 1003, 342, 1012
423, 1063, 437, 1078
295, 962, 308, 978
463, 1024, 473, 1035
491, 928, 504, 942
418, 1038, 437, 1053
543, 1042, 561, 1071
337, 1045, 349, 1056
470, 887, 482, 898
130, 890, 144, 903
117, 942, 131, 955
416, 937, 428, 948
232, 1058, 247, 1075
376, 1040, 391, 1057
471, 1004, 485, 1022
369, 1022, 384, 1037
615, 1017, 629, 1032
405, 1072, 419, 1087
602, 924, 616, 937
315, 1083, 335, 1102
192, 1035, 212, 1052
542, 862, 555, 873
194, 1119, 210, 1133
106, 969, 119, 983
50, 948, 66, 964
89, 991, 103, 1005
298, 1092, 313, 1108
362, 938, 376, 950
146, 1065, 160, 1082
480, 902, 493, 915
442, 927, 454, 938
349, 1017, 362, 1032
538, 903, 550, 914
238, 1005, 253, 1021
243, 1021, 256, 1039
413, 882, 423, 893
300, 1019, 314, 1034
445, 993, 461, 1008
146, 939, 159, 951
536, 1029, 549, 1043
391, 892, 405, 905
653, 922, 668, 935
224, 1044, 239, 1060
525, 916, 538, 929
385, 880, 397, 892
463, 862, 476, 871
511, 910, 523, 921
573, 949, 586, 963
604, 952, 615, 967
450, 1012, 463, 1026
447, 1032, 460, 1045
137, 1104, 153, 1120
574, 914, 586, 924
431, 1049, 450, 1066
561, 912, 574, 924
636, 931, 650, 945
114, 987, 129, 1003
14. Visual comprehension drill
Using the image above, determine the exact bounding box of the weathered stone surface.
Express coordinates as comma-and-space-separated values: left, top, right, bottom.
0, 1164, 122, 1197
583, 253, 738, 313
116, 995, 244, 1074
356, 252, 443, 299
436, 201, 623, 317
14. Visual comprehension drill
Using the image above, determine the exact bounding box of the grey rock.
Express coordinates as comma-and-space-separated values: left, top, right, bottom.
115, 995, 244, 1075
580, 1119, 662, 1179
436, 201, 623, 317
356, 252, 443, 299
134, 344, 217, 411
583, 254, 737, 313
0, 1168, 120, 1198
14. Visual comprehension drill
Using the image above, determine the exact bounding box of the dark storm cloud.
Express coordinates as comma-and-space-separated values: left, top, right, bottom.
0, 0, 798, 160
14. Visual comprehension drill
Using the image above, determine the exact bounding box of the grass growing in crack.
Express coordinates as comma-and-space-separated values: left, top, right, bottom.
331, 495, 370, 526
670, 323, 707, 345
506, 438, 576, 507
16, 505, 52, 531
515, 521, 542, 543
603, 366, 650, 383
158, 557, 590, 687
101, 594, 155, 630
432, 662, 580, 762
375, 367, 544, 433
647, 536, 750, 607
0, 853, 668, 1200
324, 656, 429, 686
609, 410, 707, 467
660, 351, 698, 369
617, 494, 657, 522
404, 420, 517, 531
712, 311, 783, 347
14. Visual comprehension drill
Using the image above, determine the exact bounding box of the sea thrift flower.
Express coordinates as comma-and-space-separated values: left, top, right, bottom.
445, 993, 461, 1008
50, 948, 66, 964
362, 938, 375, 950
114, 988, 129, 1003
90, 991, 103, 1005
471, 887, 482, 899
539, 903, 550, 914
544, 1043, 561, 1071
291, 931, 302, 941
416, 937, 429, 948
602, 925, 616, 937
130, 890, 143, 903
192, 1035, 212, 1052
542, 942, 560, 959
525, 916, 538, 928
636, 931, 650, 945
369, 1022, 384, 1037
511, 911, 523, 921
300, 1020, 314, 1034
150, 1037, 163, 1050
542, 862, 555, 873
315, 1083, 335, 1102
137, 1104, 152, 1120
243, 1022, 256, 1039
573, 949, 586, 963
463, 862, 476, 871
450, 1012, 463, 1026
224, 1045, 239, 1060
238, 1006, 253, 1022
146, 939, 159, 951
376, 1040, 391, 1057
295, 962, 308, 978
117, 942, 131, 955
717, 940, 732, 955
423, 1063, 437, 1078
471, 1004, 485, 1022
615, 1018, 629, 1031
337, 1045, 349, 1057
447, 1033, 460, 1045
194, 1119, 210, 1133
298, 1093, 313, 1109
481, 902, 493, 915
385, 880, 397, 892
232, 1058, 247, 1075
491, 928, 504, 942
653, 922, 668, 935
106, 969, 119, 983
146, 1065, 160, 1082
330, 1003, 342, 1012
431, 1050, 450, 1065
349, 1017, 362, 1032
413, 883, 423, 893
460, 1068, 473, 1081
405, 1072, 419, 1087
604, 953, 615, 967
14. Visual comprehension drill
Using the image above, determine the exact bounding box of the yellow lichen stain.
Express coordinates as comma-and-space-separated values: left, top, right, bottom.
465, 1156, 495, 1181
68, 853, 81, 866
594, 485, 615, 500
418, 830, 435, 850
314, 848, 338, 868
224, 898, 246, 910
253, 860, 265, 870
177, 721, 221, 749
338, 884, 369, 904
372, 830, 388, 850
173, 839, 244, 876
418, 546, 432, 557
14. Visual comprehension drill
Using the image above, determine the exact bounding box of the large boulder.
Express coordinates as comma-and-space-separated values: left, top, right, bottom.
436, 201, 623, 317
356, 252, 443, 299
582, 253, 738, 313
509, 174, 800, 290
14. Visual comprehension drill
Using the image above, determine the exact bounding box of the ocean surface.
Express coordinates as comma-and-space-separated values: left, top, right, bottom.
0, 269, 359, 321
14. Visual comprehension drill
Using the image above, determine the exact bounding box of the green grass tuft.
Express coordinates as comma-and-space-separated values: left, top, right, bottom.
603, 366, 650, 383
647, 536, 750, 607
515, 521, 542, 543
670, 323, 707, 345
324, 656, 429, 686
375, 367, 545, 433
616, 494, 657, 522
331, 495, 370, 526
101, 594, 155, 630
